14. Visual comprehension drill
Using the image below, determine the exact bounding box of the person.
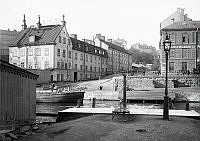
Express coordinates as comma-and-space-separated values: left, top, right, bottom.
51, 83, 55, 92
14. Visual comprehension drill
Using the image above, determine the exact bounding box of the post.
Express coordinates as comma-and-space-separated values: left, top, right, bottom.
186, 101, 189, 111
196, 28, 198, 69
123, 74, 126, 109
92, 97, 96, 108
163, 51, 169, 120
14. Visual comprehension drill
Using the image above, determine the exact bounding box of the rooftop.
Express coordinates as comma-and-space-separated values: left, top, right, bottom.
162, 21, 200, 31
100, 39, 132, 55
70, 37, 108, 58
9, 24, 64, 47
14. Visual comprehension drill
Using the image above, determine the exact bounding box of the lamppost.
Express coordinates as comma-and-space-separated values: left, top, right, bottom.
163, 34, 172, 120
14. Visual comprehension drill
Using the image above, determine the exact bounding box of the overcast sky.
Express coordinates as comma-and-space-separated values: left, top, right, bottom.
0, 0, 199, 49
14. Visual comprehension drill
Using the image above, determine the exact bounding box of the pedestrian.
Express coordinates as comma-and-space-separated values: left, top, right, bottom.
51, 83, 55, 92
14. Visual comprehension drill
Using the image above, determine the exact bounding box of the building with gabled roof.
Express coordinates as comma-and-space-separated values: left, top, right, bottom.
94, 34, 132, 74
70, 35, 108, 81
9, 15, 73, 83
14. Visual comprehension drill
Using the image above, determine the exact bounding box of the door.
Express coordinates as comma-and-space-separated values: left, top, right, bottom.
74, 72, 77, 82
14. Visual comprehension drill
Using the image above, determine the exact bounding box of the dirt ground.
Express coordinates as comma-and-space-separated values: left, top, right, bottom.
17, 114, 200, 141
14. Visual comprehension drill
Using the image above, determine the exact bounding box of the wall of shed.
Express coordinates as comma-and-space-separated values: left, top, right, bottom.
0, 69, 36, 127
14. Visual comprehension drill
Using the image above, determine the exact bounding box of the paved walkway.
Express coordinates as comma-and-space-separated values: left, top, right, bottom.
59, 107, 200, 117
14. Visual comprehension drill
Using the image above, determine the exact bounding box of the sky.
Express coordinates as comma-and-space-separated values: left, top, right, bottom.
0, 0, 199, 49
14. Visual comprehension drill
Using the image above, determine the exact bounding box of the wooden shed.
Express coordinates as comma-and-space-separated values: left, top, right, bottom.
0, 59, 38, 129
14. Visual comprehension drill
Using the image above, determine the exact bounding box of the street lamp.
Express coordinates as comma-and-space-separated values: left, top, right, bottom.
163, 34, 172, 120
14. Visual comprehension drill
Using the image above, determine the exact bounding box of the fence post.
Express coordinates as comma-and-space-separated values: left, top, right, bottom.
92, 98, 96, 108
186, 101, 189, 111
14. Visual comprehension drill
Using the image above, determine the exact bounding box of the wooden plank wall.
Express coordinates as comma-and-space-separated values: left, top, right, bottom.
0, 68, 36, 126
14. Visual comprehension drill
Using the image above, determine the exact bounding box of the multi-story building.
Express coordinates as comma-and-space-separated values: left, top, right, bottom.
9, 15, 73, 82
94, 34, 132, 74
160, 20, 200, 75
0, 29, 19, 62
70, 34, 108, 81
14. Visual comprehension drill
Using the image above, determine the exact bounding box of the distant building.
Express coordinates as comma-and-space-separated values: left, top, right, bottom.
94, 34, 132, 74
70, 34, 108, 81
160, 20, 200, 75
9, 15, 73, 83
131, 43, 157, 56
0, 29, 19, 62
113, 38, 127, 49
0, 59, 38, 129
160, 8, 192, 29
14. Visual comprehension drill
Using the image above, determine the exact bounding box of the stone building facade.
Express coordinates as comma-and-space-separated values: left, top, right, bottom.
160, 21, 200, 75
70, 35, 108, 81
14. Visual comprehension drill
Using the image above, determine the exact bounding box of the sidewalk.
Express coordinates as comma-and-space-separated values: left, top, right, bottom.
17, 114, 200, 141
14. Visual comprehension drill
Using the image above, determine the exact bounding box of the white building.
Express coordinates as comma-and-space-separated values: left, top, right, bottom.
9, 15, 73, 83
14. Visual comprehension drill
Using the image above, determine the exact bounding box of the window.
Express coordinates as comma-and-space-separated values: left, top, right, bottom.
63, 50, 66, 57
59, 36, 62, 43
182, 49, 190, 58
90, 56, 92, 62
182, 62, 187, 71
35, 48, 41, 56
80, 54, 83, 60
57, 49, 60, 57
21, 62, 25, 68
44, 61, 49, 69
94, 67, 96, 72
28, 62, 32, 69
85, 66, 88, 71
61, 62, 64, 69
68, 62, 71, 69
57, 62, 60, 68
90, 66, 92, 71
63, 37, 66, 44
13, 49, 17, 56
68, 51, 72, 58
80, 65, 83, 70
20, 49, 25, 56
75, 53, 78, 60
28, 48, 33, 56
35, 61, 41, 69
86, 55, 88, 62
44, 48, 49, 56
75, 64, 77, 70
169, 62, 174, 71
95, 57, 96, 60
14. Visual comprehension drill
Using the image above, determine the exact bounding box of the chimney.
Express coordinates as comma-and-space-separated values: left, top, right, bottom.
21, 14, 27, 30
107, 39, 112, 43
100, 36, 105, 41
70, 34, 77, 39
61, 14, 66, 26
96, 34, 101, 39
37, 15, 42, 28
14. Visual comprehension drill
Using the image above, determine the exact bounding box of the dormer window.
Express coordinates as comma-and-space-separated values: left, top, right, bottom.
85, 45, 88, 51
29, 35, 40, 43
29, 36, 35, 43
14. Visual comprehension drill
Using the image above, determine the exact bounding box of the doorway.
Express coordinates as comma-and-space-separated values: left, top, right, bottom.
74, 72, 77, 82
